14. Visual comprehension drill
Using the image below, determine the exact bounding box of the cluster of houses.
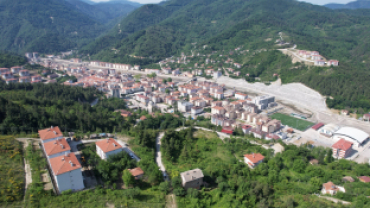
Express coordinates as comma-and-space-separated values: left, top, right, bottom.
0, 67, 42, 84
297, 50, 339, 67
38, 126, 144, 193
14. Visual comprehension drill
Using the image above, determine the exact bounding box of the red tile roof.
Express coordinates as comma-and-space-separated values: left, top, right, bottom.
332, 139, 353, 151
358, 176, 370, 183
43, 138, 70, 156
38, 126, 63, 141
129, 167, 144, 177
312, 123, 324, 130
222, 127, 233, 134
95, 138, 122, 153
244, 153, 265, 164
49, 153, 81, 175
323, 181, 338, 191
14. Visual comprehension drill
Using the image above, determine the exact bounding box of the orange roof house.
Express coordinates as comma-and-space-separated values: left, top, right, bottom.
244, 153, 265, 168
128, 167, 144, 180
95, 138, 123, 160
38, 126, 63, 143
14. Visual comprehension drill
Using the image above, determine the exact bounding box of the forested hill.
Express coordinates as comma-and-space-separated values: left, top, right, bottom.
59, 0, 138, 24
325, 0, 370, 9
0, 0, 108, 54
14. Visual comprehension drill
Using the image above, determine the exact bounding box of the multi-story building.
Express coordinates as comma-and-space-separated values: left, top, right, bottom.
178, 101, 193, 112
253, 95, 275, 110
49, 153, 84, 192
43, 138, 71, 160
332, 139, 353, 159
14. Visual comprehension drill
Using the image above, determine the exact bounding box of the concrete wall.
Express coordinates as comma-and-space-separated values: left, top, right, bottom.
54, 169, 84, 192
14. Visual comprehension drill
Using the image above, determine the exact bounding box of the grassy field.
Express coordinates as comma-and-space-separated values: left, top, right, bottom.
270, 113, 314, 131
0, 136, 25, 203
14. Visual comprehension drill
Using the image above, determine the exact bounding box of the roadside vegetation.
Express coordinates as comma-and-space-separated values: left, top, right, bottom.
0, 136, 24, 202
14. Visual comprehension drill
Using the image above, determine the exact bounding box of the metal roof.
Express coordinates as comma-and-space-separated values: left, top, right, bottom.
334, 127, 369, 144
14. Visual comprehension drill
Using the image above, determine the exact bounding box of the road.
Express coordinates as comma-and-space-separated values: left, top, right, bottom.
19, 140, 32, 193
155, 132, 168, 181
317, 195, 351, 205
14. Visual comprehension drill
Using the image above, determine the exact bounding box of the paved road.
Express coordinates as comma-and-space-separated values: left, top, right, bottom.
317, 195, 351, 205
155, 132, 169, 181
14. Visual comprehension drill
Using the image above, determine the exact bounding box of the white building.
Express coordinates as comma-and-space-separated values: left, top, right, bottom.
178, 101, 193, 112
49, 153, 84, 193
95, 138, 123, 160
43, 138, 71, 160
253, 95, 275, 110
38, 126, 64, 144
213, 70, 222, 79
318, 123, 340, 137
332, 127, 369, 148
235, 92, 248, 100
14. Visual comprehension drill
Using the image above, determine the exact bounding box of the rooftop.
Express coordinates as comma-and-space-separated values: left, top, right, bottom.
180, 168, 204, 183
43, 138, 71, 156
38, 126, 63, 141
49, 153, 81, 176
332, 139, 353, 151
95, 138, 122, 153
244, 153, 265, 163
129, 167, 144, 177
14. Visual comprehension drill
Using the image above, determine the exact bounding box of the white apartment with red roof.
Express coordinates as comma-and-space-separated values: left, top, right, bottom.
43, 138, 71, 160
235, 92, 248, 100
95, 138, 123, 160
49, 153, 84, 192
38, 126, 64, 144
244, 153, 265, 168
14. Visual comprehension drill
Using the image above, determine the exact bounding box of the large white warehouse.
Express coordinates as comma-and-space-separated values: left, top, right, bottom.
333, 127, 369, 147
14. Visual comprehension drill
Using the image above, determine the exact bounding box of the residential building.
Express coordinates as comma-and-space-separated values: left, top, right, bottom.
314, 60, 326, 66
43, 138, 71, 160
191, 106, 203, 115
38, 126, 64, 144
211, 106, 226, 115
244, 153, 264, 168
221, 126, 233, 135
261, 119, 281, 133
213, 70, 222, 79
19, 76, 30, 83
6, 78, 18, 84
235, 92, 248, 100
2, 72, 13, 80
49, 153, 84, 192
327, 60, 339, 66
332, 139, 353, 159
253, 95, 275, 110
19, 70, 30, 77
128, 167, 144, 180
180, 169, 204, 190
11, 66, 22, 74
95, 138, 123, 160
321, 181, 345, 195
242, 125, 252, 134
178, 101, 193, 112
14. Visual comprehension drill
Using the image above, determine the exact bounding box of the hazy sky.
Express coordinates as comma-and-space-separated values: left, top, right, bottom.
91, 0, 355, 6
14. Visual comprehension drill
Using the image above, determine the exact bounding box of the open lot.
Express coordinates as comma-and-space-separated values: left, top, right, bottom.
270, 113, 314, 131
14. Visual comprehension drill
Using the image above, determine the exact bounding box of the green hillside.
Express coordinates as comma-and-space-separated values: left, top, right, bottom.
60, 0, 138, 24
0, 0, 109, 54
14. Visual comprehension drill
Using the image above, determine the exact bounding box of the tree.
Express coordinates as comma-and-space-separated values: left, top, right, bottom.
122, 169, 135, 188
167, 78, 172, 82
165, 89, 170, 94
159, 181, 170, 194
325, 149, 334, 163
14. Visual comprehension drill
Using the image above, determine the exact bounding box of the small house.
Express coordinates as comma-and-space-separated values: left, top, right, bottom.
244, 153, 264, 168
95, 138, 123, 160
128, 167, 144, 180
358, 176, 370, 183
180, 169, 204, 190
321, 181, 345, 195
38, 126, 64, 144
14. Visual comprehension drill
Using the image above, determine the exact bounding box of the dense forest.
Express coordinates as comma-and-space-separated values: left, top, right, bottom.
0, 52, 27, 68
0, 83, 130, 135
0, 0, 109, 53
